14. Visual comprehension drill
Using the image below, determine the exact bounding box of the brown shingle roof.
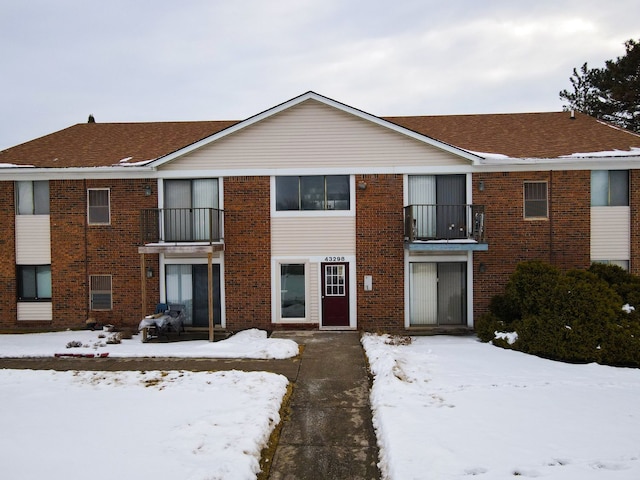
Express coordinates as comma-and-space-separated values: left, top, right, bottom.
0, 121, 237, 168
384, 111, 640, 158
2, 110, 640, 169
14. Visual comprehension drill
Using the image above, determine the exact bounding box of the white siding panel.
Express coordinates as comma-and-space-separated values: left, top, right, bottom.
15, 216, 51, 264
591, 206, 630, 260
272, 217, 356, 256
308, 262, 319, 324
17, 302, 53, 321
163, 100, 468, 171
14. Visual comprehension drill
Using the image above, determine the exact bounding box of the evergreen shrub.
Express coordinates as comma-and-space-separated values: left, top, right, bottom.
478, 261, 640, 367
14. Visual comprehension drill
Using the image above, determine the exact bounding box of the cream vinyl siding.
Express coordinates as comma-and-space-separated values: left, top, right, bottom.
163, 100, 468, 171
271, 217, 356, 256
15, 216, 51, 264
17, 302, 53, 321
307, 263, 319, 323
591, 206, 630, 260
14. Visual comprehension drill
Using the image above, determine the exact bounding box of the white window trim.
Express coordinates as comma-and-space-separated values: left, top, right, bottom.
523, 181, 548, 220
272, 258, 311, 323
87, 188, 111, 225
270, 175, 356, 218
89, 274, 113, 311
404, 251, 473, 328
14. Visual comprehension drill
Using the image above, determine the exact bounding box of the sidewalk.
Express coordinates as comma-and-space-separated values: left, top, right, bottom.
268, 331, 380, 480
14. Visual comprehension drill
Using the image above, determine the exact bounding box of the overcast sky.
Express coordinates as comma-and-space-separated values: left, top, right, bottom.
1, 0, 638, 150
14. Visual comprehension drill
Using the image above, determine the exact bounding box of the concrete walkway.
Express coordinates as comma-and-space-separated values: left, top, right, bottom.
268, 331, 380, 480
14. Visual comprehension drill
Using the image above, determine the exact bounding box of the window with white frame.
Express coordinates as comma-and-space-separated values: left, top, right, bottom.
17, 265, 51, 301
276, 175, 350, 211
523, 182, 548, 219
90, 275, 112, 310
16, 181, 49, 215
280, 264, 305, 318
591, 170, 629, 206
87, 189, 110, 224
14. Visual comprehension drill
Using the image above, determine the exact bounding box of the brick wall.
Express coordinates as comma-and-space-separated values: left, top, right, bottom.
50, 179, 158, 330
223, 176, 271, 331
356, 174, 405, 332
0, 182, 16, 329
631, 169, 640, 276
472, 170, 591, 316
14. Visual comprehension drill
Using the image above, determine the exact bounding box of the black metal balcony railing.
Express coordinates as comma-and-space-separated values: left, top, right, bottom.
140, 208, 224, 244
404, 204, 485, 243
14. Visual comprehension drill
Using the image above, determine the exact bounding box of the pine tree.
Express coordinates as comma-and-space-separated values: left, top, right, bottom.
560, 39, 640, 133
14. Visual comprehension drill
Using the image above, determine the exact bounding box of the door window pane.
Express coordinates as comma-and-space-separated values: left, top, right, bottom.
281, 264, 305, 318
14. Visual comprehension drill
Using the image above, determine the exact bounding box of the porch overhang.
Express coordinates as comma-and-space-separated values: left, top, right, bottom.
405, 241, 489, 252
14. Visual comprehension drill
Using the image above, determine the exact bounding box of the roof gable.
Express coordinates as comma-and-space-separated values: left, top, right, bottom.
152, 91, 481, 167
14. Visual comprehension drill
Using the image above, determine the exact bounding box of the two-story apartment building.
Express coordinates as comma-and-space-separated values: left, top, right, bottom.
1, 92, 639, 335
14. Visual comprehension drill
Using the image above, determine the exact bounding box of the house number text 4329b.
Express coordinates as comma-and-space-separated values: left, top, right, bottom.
324, 256, 345, 262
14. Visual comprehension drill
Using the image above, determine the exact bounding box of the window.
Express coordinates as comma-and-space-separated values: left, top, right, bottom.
88, 189, 110, 224
17, 265, 51, 301
591, 170, 629, 206
16, 181, 49, 215
276, 175, 350, 211
90, 275, 112, 310
592, 260, 629, 271
280, 264, 305, 318
524, 182, 548, 218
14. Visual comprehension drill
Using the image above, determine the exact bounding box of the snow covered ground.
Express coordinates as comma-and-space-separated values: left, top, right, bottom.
363, 334, 640, 480
2, 329, 640, 479
0, 329, 296, 480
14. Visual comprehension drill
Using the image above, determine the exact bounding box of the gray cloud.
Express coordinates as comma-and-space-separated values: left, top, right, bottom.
1, 0, 638, 149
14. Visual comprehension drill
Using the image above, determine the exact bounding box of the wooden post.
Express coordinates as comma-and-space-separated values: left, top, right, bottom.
140, 253, 147, 320
208, 252, 214, 342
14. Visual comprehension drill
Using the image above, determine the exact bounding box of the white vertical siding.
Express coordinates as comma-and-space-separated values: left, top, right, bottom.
17, 302, 52, 321
15, 216, 51, 264
591, 207, 630, 260
162, 100, 469, 171
271, 217, 356, 256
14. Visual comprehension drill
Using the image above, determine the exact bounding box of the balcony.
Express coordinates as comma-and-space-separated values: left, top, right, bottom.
139, 208, 224, 254
404, 204, 487, 251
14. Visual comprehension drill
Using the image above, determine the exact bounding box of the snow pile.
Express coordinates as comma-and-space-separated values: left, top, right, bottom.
363, 333, 640, 480
623, 303, 635, 313
0, 328, 299, 359
494, 330, 518, 344
0, 368, 288, 480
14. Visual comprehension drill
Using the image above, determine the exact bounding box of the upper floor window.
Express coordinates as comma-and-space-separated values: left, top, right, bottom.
276, 175, 350, 211
523, 182, 548, 219
591, 170, 629, 206
17, 265, 51, 301
87, 189, 110, 224
16, 181, 49, 215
